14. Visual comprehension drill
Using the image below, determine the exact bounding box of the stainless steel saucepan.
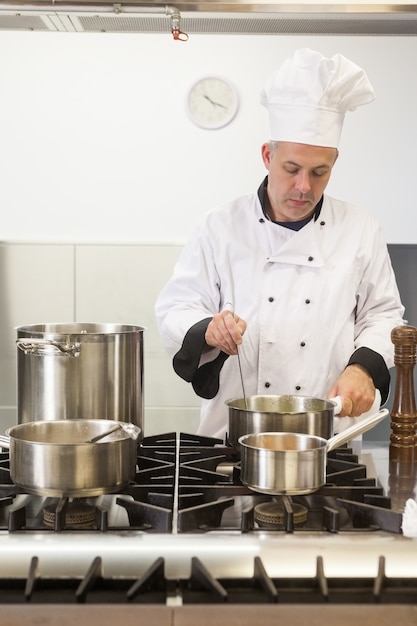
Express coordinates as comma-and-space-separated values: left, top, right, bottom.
227, 394, 338, 446
227, 392, 381, 446
238, 408, 388, 496
0, 419, 141, 497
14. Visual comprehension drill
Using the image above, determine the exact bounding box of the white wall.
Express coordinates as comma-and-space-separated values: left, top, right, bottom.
0, 31, 416, 245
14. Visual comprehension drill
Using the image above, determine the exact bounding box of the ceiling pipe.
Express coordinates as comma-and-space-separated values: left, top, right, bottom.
0, 2, 189, 38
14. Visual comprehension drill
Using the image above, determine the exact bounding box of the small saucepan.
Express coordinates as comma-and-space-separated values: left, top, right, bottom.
238, 408, 388, 496
0, 419, 141, 498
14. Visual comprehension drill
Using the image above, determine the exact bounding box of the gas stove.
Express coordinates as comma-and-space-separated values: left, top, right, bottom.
0, 431, 417, 612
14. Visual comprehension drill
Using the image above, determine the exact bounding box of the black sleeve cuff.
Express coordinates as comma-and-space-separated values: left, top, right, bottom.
347, 347, 390, 404
172, 318, 230, 399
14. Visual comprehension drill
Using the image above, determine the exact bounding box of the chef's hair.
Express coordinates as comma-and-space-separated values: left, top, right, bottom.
268, 140, 339, 159
268, 140, 280, 157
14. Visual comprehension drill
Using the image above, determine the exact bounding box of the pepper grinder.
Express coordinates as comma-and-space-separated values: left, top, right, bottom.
390, 325, 417, 462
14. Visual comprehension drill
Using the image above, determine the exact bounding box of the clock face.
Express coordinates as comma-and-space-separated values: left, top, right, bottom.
186, 76, 239, 130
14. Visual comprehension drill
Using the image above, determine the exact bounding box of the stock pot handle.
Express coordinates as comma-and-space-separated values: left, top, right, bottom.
16, 338, 81, 357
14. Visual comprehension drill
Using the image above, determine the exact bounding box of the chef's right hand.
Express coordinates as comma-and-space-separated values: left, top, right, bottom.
205, 310, 247, 356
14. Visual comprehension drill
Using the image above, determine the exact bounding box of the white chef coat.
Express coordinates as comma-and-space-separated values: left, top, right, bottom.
155, 190, 404, 440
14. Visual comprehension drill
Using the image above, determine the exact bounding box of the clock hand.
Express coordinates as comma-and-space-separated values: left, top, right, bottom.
203, 94, 227, 109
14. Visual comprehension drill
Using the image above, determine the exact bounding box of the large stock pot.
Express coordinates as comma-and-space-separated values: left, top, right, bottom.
16, 323, 144, 433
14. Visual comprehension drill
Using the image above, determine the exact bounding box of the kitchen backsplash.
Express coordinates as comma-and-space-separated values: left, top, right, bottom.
0, 242, 200, 436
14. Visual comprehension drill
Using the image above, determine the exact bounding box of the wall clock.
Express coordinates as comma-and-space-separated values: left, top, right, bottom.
186, 76, 239, 130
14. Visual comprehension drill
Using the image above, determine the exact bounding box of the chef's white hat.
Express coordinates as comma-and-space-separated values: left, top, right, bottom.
260, 48, 375, 148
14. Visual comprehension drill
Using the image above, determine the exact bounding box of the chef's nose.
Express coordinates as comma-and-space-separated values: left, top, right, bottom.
295, 171, 311, 194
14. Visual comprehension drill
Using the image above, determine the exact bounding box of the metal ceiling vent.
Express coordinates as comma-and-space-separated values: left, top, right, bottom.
0, 2, 416, 36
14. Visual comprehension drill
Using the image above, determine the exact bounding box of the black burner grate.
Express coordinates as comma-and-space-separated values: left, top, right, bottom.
0, 432, 403, 535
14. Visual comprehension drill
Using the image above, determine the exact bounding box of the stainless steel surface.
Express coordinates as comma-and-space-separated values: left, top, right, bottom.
0, 513, 417, 580
227, 394, 338, 447
1, 419, 140, 497
0, 2, 417, 35
238, 409, 388, 495
16, 323, 144, 431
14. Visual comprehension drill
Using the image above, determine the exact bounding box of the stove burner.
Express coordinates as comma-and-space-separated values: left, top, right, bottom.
43, 500, 96, 529
254, 500, 308, 529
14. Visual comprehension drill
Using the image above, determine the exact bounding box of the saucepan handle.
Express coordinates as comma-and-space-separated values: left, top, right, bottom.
330, 396, 343, 415
330, 390, 381, 418
327, 406, 388, 453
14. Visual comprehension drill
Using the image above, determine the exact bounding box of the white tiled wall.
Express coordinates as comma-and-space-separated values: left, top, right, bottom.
0, 242, 200, 436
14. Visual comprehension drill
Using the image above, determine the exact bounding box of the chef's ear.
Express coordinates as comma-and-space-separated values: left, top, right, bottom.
261, 142, 272, 169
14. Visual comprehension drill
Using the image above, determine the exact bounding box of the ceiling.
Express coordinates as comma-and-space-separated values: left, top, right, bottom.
0, 1, 416, 35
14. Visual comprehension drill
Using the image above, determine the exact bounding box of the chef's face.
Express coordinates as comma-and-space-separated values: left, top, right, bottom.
261, 141, 338, 222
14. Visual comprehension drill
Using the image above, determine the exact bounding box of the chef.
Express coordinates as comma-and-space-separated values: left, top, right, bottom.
155, 48, 404, 440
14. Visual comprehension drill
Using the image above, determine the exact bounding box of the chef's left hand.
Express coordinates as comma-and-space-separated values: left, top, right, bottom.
327, 364, 376, 417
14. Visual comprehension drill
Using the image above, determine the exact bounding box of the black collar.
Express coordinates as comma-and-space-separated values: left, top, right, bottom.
257, 176, 323, 231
